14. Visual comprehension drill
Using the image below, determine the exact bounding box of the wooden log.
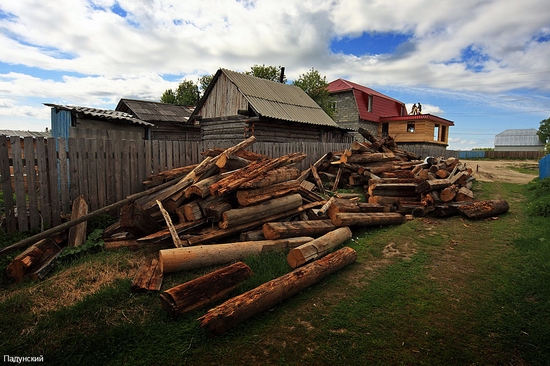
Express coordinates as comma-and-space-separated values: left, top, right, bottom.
287, 227, 352, 268
157, 200, 183, 248
143, 164, 197, 188
310, 165, 326, 195
317, 196, 336, 217
240, 166, 300, 189
457, 199, 509, 219
262, 220, 337, 240
327, 198, 389, 221
160, 237, 314, 273
131, 258, 163, 292
186, 201, 324, 246
415, 178, 453, 194
350, 141, 375, 153
6, 233, 67, 282
240, 229, 265, 241
120, 202, 162, 237
455, 187, 475, 202
236, 180, 301, 206
182, 201, 204, 221
160, 262, 253, 319
198, 246, 357, 335
184, 173, 225, 198
343, 152, 398, 164
68, 195, 88, 247
219, 193, 303, 229
136, 219, 207, 245
440, 184, 459, 202
297, 153, 332, 183
330, 212, 405, 227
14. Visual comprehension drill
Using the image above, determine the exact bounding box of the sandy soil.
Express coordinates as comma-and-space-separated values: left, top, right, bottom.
464, 160, 539, 184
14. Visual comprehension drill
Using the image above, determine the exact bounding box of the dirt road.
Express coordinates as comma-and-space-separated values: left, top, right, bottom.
464, 160, 539, 184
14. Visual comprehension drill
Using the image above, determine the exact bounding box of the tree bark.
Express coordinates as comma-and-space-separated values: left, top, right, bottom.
131, 258, 163, 292
457, 199, 509, 219
219, 193, 303, 229
440, 184, 459, 202
342, 152, 398, 164
120, 201, 161, 237
330, 212, 405, 227
160, 237, 313, 273
241, 166, 300, 189
415, 178, 453, 194
287, 227, 352, 268
160, 262, 253, 319
198, 246, 357, 335
262, 220, 337, 240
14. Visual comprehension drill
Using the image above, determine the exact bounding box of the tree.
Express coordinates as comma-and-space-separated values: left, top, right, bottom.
160, 79, 199, 106
292, 68, 335, 118
245, 64, 286, 83
199, 74, 214, 94
538, 117, 550, 154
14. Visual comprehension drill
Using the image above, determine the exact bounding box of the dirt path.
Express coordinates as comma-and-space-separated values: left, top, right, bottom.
463, 160, 538, 184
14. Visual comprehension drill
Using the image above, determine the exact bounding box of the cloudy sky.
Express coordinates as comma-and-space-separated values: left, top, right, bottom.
1, 0, 549, 150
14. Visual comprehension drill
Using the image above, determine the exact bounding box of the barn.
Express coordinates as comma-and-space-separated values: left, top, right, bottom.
494, 129, 545, 151
189, 68, 353, 145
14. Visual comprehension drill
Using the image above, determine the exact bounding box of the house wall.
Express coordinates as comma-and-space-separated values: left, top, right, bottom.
382, 119, 448, 145
494, 145, 545, 152
71, 118, 146, 140
332, 91, 379, 141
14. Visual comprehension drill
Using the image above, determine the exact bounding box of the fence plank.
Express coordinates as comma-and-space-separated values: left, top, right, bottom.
97, 138, 107, 209
121, 139, 130, 199
129, 139, 138, 194
11, 137, 28, 232
104, 138, 115, 206
87, 139, 99, 211
0, 135, 16, 232
68, 138, 80, 203
35, 138, 50, 228
46, 138, 61, 227
77, 138, 89, 207
24, 137, 40, 231
113, 139, 122, 202
58, 138, 70, 215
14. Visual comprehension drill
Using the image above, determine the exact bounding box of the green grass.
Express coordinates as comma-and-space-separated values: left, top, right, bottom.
1, 179, 550, 365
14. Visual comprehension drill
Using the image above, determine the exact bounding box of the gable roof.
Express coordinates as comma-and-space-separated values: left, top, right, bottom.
495, 128, 544, 146
328, 79, 406, 122
44, 103, 153, 127
116, 99, 193, 123
192, 68, 339, 128
0, 130, 51, 138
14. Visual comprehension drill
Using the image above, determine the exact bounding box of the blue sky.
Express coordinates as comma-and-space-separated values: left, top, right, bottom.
1, 0, 549, 150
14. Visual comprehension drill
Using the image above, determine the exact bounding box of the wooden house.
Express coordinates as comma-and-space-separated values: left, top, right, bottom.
189, 68, 353, 145
115, 99, 200, 141
45, 103, 153, 140
328, 79, 454, 155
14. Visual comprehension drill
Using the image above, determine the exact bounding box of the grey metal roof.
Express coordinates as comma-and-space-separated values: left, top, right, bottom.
221, 69, 339, 128
0, 130, 51, 138
116, 99, 193, 123
494, 128, 544, 146
44, 103, 154, 127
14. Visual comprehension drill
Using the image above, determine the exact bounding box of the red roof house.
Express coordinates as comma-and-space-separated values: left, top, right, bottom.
328, 79, 454, 153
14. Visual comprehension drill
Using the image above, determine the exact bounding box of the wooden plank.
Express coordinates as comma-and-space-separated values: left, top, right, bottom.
165, 140, 173, 170
35, 137, 50, 229
172, 141, 180, 168
68, 138, 80, 202
46, 137, 61, 226
144, 139, 152, 184
87, 138, 99, 211
23, 137, 40, 231
96, 138, 107, 208
78, 138, 89, 206
113, 137, 123, 202
159, 140, 166, 173
152, 140, 160, 174
121, 139, 130, 199
11, 137, 28, 231
58, 138, 70, 215
104, 138, 115, 205
131, 258, 163, 292
129, 139, 138, 194
136, 140, 147, 193
0, 135, 16, 232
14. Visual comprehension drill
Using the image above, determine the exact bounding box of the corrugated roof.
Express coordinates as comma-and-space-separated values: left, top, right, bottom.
220, 69, 339, 128
44, 103, 154, 127
495, 129, 544, 146
0, 130, 51, 138
116, 99, 193, 123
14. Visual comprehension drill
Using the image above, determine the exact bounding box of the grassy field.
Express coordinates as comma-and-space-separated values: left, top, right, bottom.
1, 177, 549, 365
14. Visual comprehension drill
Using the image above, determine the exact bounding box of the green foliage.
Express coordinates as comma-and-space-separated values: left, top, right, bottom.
292, 67, 335, 118
537, 117, 550, 144
245, 64, 286, 83
472, 147, 494, 151
526, 178, 550, 217
58, 229, 104, 261
199, 74, 213, 94
160, 79, 200, 106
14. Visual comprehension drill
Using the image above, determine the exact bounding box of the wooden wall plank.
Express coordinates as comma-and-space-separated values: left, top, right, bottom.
104, 138, 115, 206
68, 138, 80, 202
46, 138, 61, 227
11, 137, 28, 232
24, 137, 40, 231
58, 138, 70, 215
35, 137, 50, 229
0, 135, 16, 232
96, 138, 107, 208
121, 139, 130, 198
87, 139, 99, 211
113, 138, 123, 202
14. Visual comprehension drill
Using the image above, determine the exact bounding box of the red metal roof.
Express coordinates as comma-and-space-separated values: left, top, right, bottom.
328, 79, 406, 122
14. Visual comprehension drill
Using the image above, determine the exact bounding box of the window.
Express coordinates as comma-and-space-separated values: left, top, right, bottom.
382, 122, 389, 137
367, 95, 373, 112
440, 125, 447, 142
434, 124, 440, 141
407, 122, 415, 133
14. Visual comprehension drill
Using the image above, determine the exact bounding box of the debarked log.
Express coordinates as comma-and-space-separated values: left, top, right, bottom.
287, 227, 352, 268
236, 180, 301, 206
330, 212, 405, 227
159, 237, 314, 273
160, 262, 253, 319
457, 199, 509, 219
198, 246, 357, 335
219, 193, 303, 229
262, 220, 337, 240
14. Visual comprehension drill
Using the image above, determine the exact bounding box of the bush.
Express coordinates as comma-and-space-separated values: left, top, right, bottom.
526, 178, 550, 217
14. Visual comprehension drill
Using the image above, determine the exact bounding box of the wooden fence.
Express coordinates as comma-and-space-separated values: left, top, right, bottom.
0, 136, 350, 233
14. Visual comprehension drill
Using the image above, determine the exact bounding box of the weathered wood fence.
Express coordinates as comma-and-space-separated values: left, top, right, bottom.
0, 136, 350, 233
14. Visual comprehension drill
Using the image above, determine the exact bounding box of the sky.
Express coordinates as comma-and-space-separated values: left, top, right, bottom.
1, 0, 549, 150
